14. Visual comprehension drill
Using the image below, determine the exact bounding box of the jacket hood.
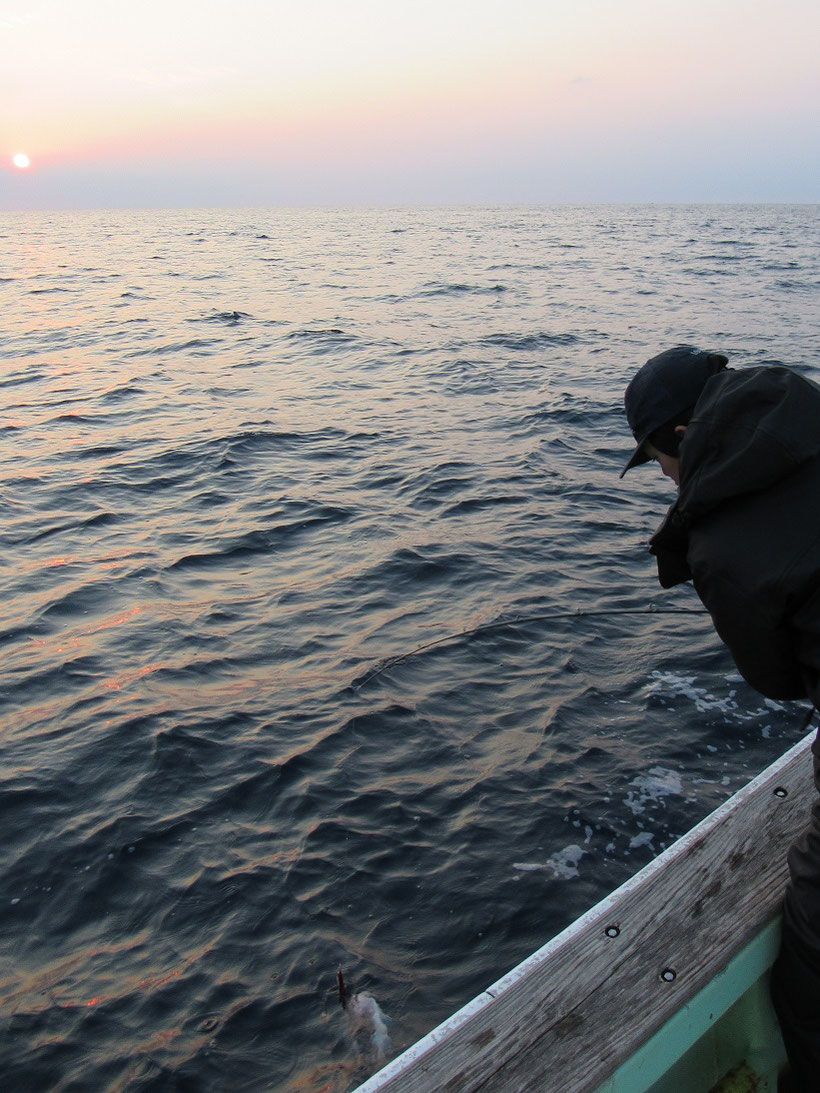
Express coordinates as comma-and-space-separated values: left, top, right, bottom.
650, 366, 820, 588
677, 366, 820, 518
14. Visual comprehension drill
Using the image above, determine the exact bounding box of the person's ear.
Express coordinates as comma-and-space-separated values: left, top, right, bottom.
674, 425, 688, 440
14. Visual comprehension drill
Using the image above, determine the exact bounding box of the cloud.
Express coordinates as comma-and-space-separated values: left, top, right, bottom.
0, 12, 34, 30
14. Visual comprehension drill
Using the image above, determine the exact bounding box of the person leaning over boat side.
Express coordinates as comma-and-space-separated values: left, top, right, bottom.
620, 346, 820, 1093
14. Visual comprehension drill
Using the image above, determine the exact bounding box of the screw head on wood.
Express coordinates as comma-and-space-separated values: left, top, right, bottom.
774, 787, 789, 798
605, 926, 620, 938
660, 968, 677, 982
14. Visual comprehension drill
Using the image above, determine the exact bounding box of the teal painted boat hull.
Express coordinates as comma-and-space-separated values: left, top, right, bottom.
595, 917, 787, 1093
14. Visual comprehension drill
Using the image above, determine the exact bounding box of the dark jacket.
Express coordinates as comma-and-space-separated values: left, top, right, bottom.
649, 365, 820, 707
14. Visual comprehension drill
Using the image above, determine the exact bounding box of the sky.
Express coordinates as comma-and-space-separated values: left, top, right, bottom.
1, 0, 819, 209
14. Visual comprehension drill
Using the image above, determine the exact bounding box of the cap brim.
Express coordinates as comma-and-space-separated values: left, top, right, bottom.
619, 441, 652, 478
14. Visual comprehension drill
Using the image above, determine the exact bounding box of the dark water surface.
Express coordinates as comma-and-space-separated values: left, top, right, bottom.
1, 205, 819, 1090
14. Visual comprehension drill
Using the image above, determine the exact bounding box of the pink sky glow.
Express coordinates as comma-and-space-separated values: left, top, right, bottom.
2, 0, 819, 208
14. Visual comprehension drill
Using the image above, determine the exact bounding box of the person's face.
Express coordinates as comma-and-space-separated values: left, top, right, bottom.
644, 425, 688, 488
645, 442, 680, 486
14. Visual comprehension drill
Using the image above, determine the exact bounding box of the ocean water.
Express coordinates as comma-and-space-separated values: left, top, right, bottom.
1, 204, 819, 1091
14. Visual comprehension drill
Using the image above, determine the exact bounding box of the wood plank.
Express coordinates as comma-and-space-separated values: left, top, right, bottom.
357, 730, 816, 1093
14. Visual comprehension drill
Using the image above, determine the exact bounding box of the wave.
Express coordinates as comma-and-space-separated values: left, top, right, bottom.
17, 510, 121, 548
125, 337, 220, 357
100, 381, 146, 403
479, 331, 579, 350
165, 507, 355, 571
287, 327, 357, 343
416, 281, 508, 297
192, 310, 253, 325
0, 368, 48, 389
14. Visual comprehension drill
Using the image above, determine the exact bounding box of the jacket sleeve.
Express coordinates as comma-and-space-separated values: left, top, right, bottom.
691, 566, 808, 701
649, 502, 694, 588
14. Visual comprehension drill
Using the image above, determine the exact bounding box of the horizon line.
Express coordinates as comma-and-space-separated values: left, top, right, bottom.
2, 199, 820, 215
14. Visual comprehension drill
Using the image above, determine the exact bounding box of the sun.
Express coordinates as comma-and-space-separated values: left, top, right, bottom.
12, 152, 31, 169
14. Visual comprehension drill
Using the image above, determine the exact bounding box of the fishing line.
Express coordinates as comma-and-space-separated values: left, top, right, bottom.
354, 605, 711, 689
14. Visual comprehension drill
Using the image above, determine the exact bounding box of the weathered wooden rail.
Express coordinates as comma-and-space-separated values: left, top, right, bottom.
356, 729, 817, 1093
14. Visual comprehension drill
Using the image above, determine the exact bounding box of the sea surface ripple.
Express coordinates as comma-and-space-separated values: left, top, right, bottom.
1, 204, 819, 1090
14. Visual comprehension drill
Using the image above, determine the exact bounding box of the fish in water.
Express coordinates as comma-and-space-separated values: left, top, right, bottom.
347, 990, 392, 1064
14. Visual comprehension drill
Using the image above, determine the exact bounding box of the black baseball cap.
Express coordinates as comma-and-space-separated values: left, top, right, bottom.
620, 346, 728, 478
